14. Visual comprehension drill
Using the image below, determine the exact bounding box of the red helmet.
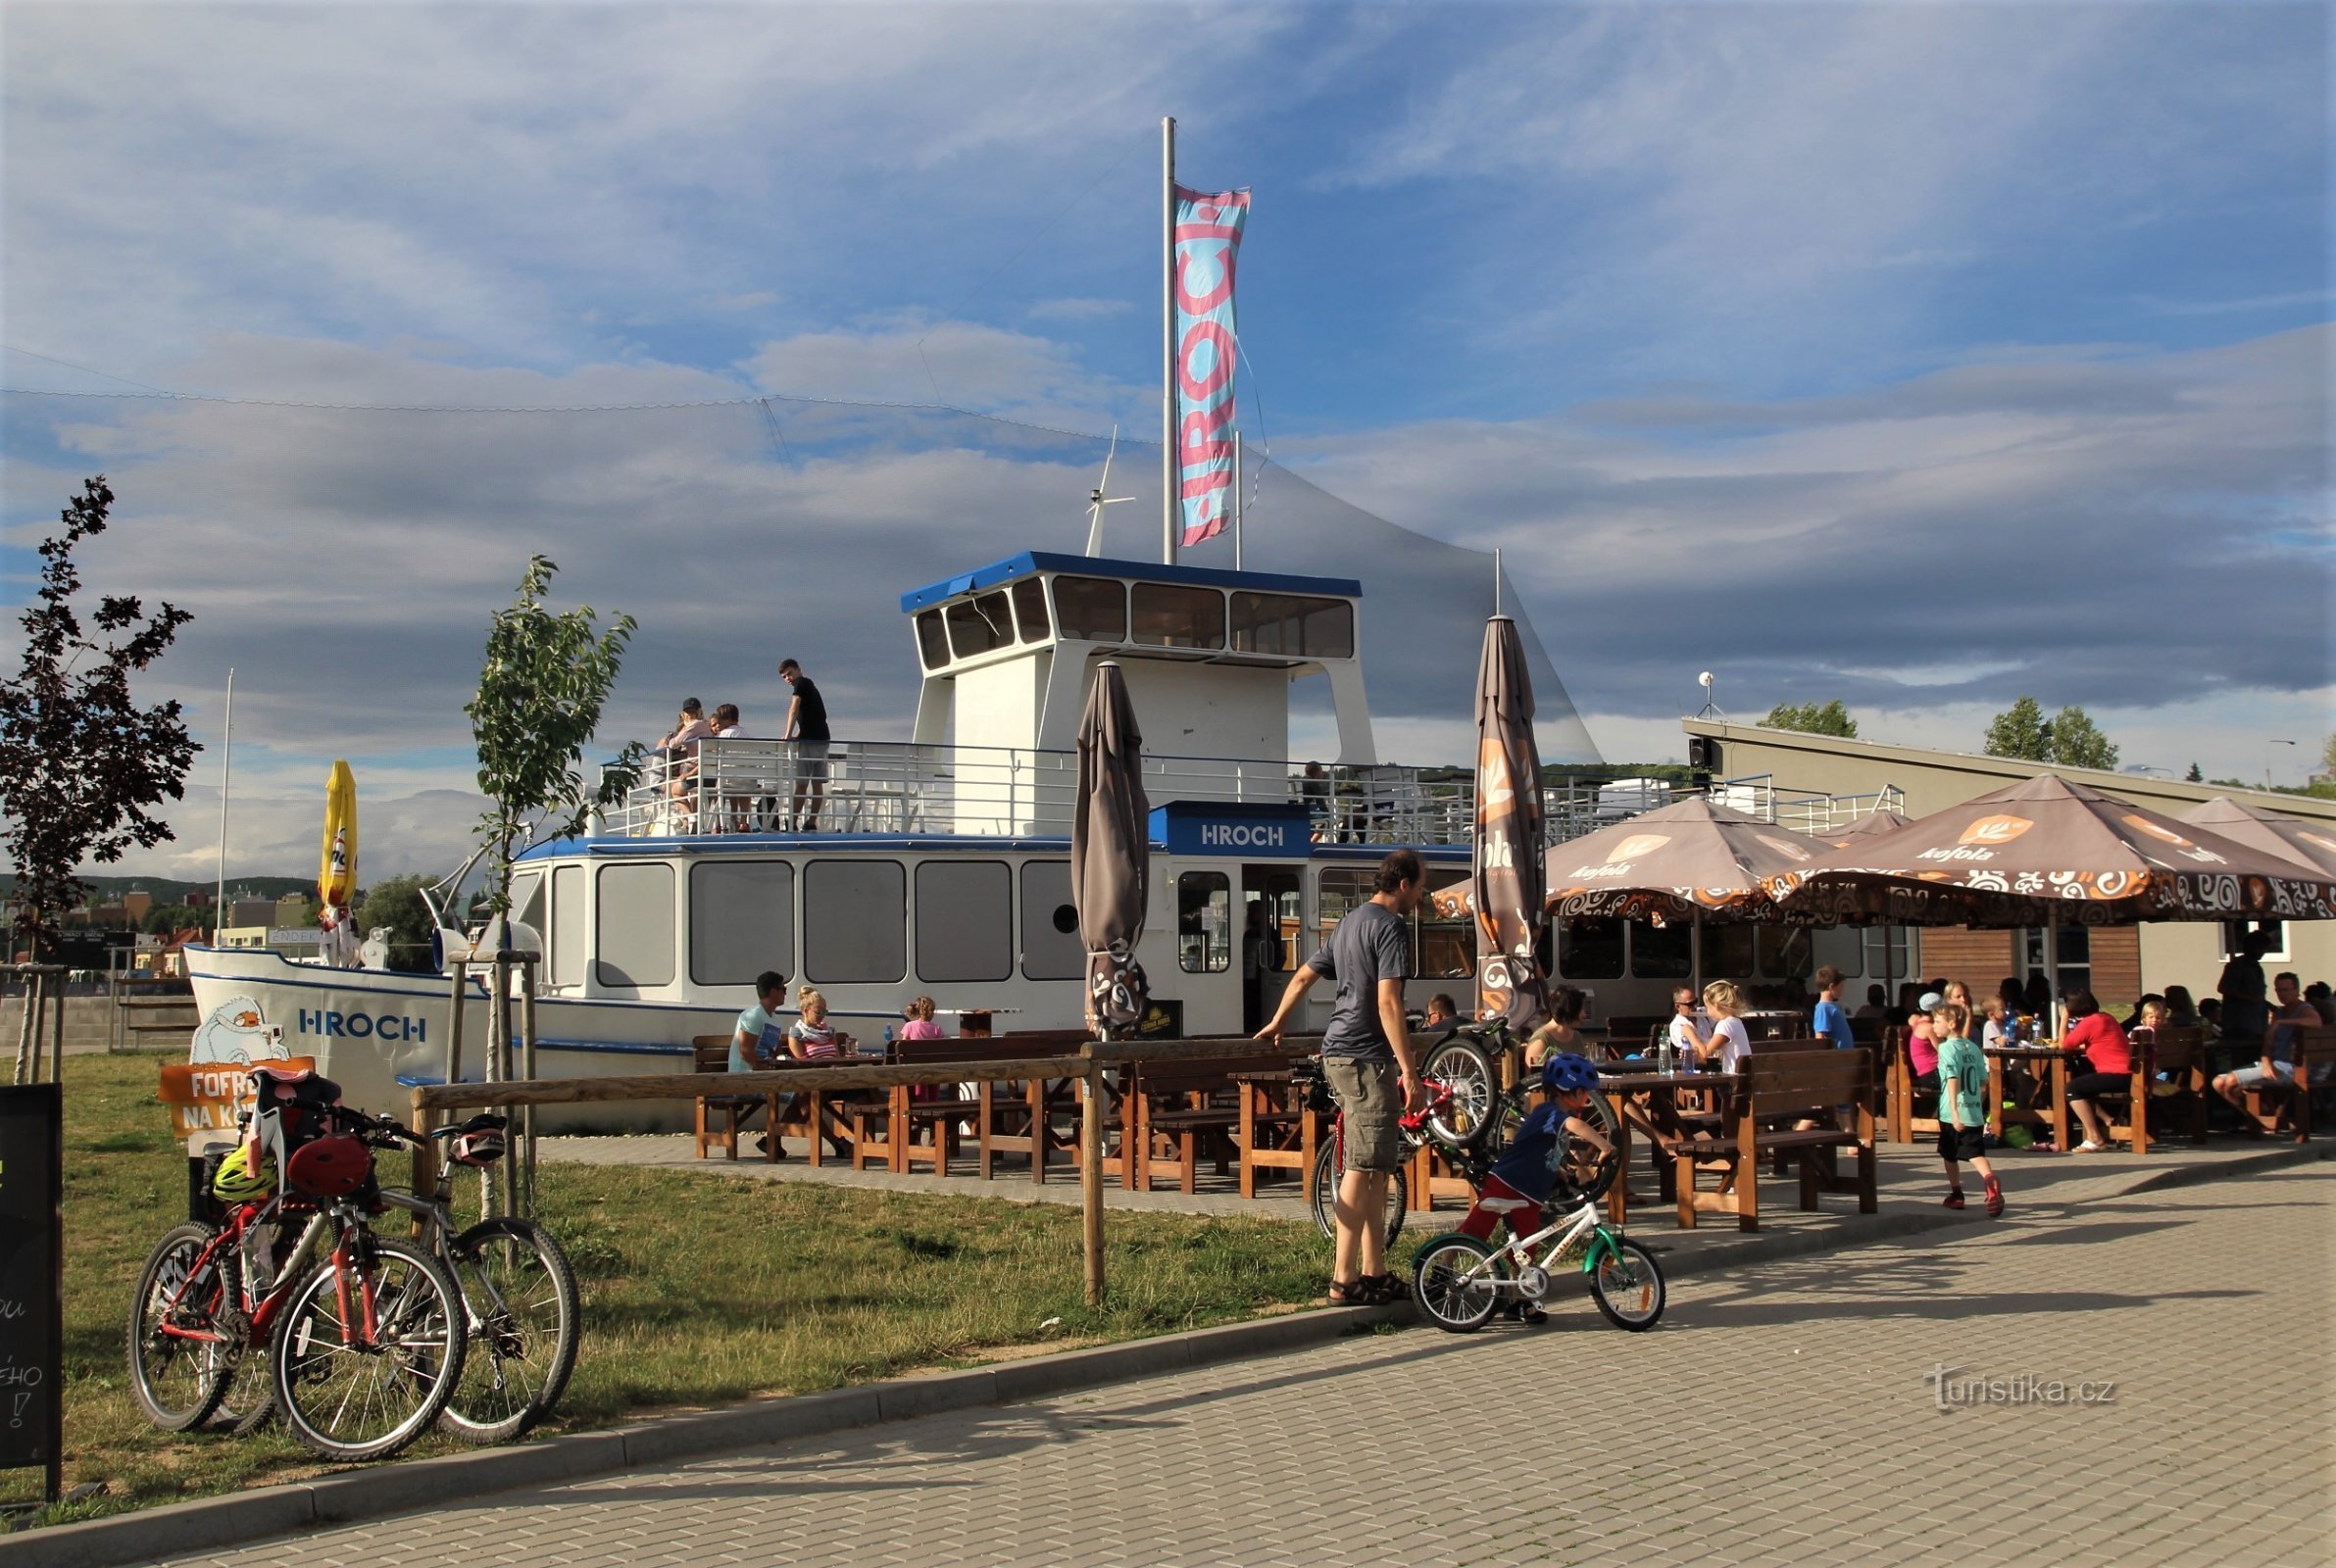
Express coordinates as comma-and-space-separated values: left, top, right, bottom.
284, 1134, 373, 1199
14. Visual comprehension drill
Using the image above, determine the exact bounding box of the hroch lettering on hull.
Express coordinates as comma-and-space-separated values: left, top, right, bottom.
1197, 822, 1286, 850
296, 1008, 428, 1043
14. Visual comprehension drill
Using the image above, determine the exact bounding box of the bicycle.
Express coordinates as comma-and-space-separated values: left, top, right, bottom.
1294, 1056, 1417, 1245
1411, 1191, 1667, 1334
127, 1107, 470, 1461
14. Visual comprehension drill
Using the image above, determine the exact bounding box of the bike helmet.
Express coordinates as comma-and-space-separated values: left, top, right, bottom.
448, 1113, 508, 1168
283, 1134, 373, 1200
1540, 1052, 1600, 1094
211, 1142, 276, 1203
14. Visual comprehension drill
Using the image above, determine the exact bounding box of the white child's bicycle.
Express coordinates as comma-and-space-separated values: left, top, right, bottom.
1411, 1193, 1666, 1333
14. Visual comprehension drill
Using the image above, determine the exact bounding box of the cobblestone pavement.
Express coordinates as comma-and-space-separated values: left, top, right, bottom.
151, 1165, 2334, 1568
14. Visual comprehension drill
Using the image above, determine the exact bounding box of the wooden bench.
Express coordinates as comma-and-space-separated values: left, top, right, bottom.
885, 1037, 1081, 1178
1882, 1025, 1942, 1146
2093, 1025, 2207, 1153
691, 1035, 775, 1160
1668, 1049, 1877, 1231
1123, 1048, 1292, 1194
975, 1029, 1090, 1183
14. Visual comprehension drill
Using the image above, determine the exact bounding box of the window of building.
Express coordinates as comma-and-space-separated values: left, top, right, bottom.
1706, 924, 1757, 982
1630, 920, 1692, 979
1558, 917, 1625, 981
2020, 926, 2091, 1000
549, 865, 584, 987
1012, 576, 1049, 643
1052, 575, 1127, 640
946, 591, 1016, 660
2221, 919, 2290, 963
1757, 925, 1814, 981
1019, 859, 1083, 979
1229, 592, 1355, 660
689, 860, 795, 986
1178, 870, 1232, 973
1130, 583, 1225, 650
803, 859, 906, 984
915, 609, 950, 669
595, 862, 675, 988
917, 860, 1012, 983
1861, 926, 1909, 984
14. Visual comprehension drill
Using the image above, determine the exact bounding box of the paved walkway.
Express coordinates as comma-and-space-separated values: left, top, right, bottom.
148, 1162, 2335, 1568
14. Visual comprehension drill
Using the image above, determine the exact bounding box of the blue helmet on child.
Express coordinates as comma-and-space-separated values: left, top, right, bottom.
1541, 1052, 1599, 1094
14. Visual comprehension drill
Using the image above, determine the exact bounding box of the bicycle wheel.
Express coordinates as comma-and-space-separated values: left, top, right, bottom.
1307, 1139, 1410, 1247
1420, 1038, 1501, 1150
1550, 1088, 1623, 1204
440, 1217, 581, 1444
126, 1222, 234, 1432
272, 1235, 468, 1461
1588, 1236, 1666, 1332
1411, 1234, 1504, 1333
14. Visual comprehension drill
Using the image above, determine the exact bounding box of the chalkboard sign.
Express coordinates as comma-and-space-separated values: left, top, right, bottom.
0, 1085, 63, 1496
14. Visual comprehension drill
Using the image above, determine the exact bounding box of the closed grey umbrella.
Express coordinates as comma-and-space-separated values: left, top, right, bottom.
1073, 662, 1150, 1037
1469, 615, 1550, 1031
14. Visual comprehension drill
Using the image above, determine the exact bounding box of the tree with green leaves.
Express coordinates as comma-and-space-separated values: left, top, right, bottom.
1982, 696, 2052, 761
0, 477, 197, 1080
466, 557, 645, 922
1762, 699, 1859, 739
2322, 732, 2336, 777
2185, 762, 2204, 783
2044, 706, 2119, 770
355, 874, 438, 973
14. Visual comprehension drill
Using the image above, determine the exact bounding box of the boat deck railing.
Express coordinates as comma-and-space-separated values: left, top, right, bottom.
597, 740, 1902, 850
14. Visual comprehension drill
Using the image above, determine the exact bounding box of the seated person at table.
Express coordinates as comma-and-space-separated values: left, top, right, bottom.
730, 970, 789, 1073
1452, 1053, 1612, 1325
2061, 990, 2133, 1153
1525, 986, 1590, 1067
1853, 983, 1890, 1024
899, 995, 949, 1041
1980, 996, 2015, 1051
1421, 993, 1461, 1031
1664, 985, 1704, 1059
1933, 1002, 2003, 1216
1908, 991, 1943, 1092
2212, 972, 2323, 1124
2198, 998, 2223, 1037
2161, 985, 2201, 1031
1812, 966, 1855, 1050
2120, 993, 2165, 1033
788, 989, 848, 1060
1683, 981, 1750, 1071
2306, 980, 2335, 1026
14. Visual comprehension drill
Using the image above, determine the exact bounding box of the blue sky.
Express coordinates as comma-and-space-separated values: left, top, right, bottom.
2, 2, 2328, 878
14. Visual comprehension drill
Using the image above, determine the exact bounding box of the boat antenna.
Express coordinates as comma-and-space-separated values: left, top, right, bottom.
1084, 424, 1135, 557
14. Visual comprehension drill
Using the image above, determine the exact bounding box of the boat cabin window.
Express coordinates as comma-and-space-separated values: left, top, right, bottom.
1862, 927, 1908, 981
1177, 870, 1231, 972
549, 865, 584, 986
1706, 924, 1756, 981
1558, 917, 1625, 981
1012, 576, 1049, 643
1315, 868, 1372, 959
1417, 868, 1470, 980
1631, 920, 1692, 979
1757, 925, 1813, 982
804, 859, 906, 984
596, 862, 676, 989
917, 861, 1012, 983
1052, 575, 1127, 640
690, 860, 796, 986
946, 592, 1016, 660
1019, 860, 1083, 980
1131, 584, 1225, 650
1230, 592, 1354, 660
916, 609, 950, 670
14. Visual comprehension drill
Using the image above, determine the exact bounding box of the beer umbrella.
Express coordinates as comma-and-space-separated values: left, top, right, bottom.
318, 760, 359, 966
1771, 774, 2336, 1025
1816, 808, 1909, 849
1435, 615, 1552, 1030
1072, 662, 1150, 1037
2177, 796, 2336, 879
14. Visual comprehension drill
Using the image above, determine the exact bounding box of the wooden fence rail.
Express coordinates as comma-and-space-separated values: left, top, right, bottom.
406, 1034, 1329, 1305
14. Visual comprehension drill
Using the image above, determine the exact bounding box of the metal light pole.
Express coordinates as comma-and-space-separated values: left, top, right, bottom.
2263, 738, 2296, 791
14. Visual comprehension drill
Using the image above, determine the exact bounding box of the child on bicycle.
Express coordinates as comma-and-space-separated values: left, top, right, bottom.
1453, 1052, 1611, 1324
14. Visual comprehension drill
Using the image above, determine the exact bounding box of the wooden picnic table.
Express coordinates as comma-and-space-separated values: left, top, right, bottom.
1228, 1067, 1317, 1200
1984, 1045, 2070, 1151
1599, 1067, 1742, 1225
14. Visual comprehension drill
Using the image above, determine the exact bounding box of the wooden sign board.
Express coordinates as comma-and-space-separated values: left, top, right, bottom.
0, 1085, 63, 1498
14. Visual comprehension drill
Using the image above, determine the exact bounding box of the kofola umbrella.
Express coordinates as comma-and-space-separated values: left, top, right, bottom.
1073, 662, 1150, 1037
1543, 795, 1826, 992
1438, 615, 1552, 1030
2177, 796, 2336, 879
1816, 808, 1909, 850
1772, 774, 2336, 1026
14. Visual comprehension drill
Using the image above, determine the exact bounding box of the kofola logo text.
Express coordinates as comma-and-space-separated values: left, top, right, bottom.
1922, 815, 2033, 863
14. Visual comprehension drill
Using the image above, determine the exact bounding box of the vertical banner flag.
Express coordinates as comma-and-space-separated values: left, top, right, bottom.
1172, 185, 1249, 548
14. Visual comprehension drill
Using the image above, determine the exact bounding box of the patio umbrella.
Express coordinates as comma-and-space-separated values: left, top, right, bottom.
1072, 662, 1150, 1037
1815, 808, 1909, 850
1770, 774, 2336, 1026
2177, 796, 2336, 879
1455, 615, 1551, 1030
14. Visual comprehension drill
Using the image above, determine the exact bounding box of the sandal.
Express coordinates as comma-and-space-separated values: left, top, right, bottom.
1359, 1273, 1404, 1305
1326, 1279, 1368, 1306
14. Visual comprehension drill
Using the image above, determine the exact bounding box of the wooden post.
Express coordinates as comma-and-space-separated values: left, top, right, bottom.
408, 1089, 440, 1244
520, 956, 539, 1216
50, 970, 65, 1087
1081, 1059, 1105, 1307
444, 960, 469, 1091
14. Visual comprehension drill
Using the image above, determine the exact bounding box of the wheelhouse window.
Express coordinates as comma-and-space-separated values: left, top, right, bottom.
690, 860, 796, 986
1131, 583, 1224, 650
1019, 859, 1083, 980
1012, 576, 1050, 643
1230, 592, 1354, 660
917, 860, 1012, 983
1052, 575, 1127, 640
803, 859, 906, 984
945, 591, 1016, 659
549, 865, 584, 987
595, 862, 675, 988
1178, 870, 1232, 973
915, 609, 950, 670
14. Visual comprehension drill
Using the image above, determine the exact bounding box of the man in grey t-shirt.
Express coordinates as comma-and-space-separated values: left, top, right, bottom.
1258, 848, 1427, 1306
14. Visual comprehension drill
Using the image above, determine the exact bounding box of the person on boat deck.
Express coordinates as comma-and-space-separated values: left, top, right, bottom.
789, 988, 847, 1060
659, 698, 714, 822
710, 703, 751, 831
780, 659, 831, 831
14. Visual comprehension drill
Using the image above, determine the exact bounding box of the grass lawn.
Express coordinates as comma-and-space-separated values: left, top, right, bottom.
9, 1051, 1342, 1527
